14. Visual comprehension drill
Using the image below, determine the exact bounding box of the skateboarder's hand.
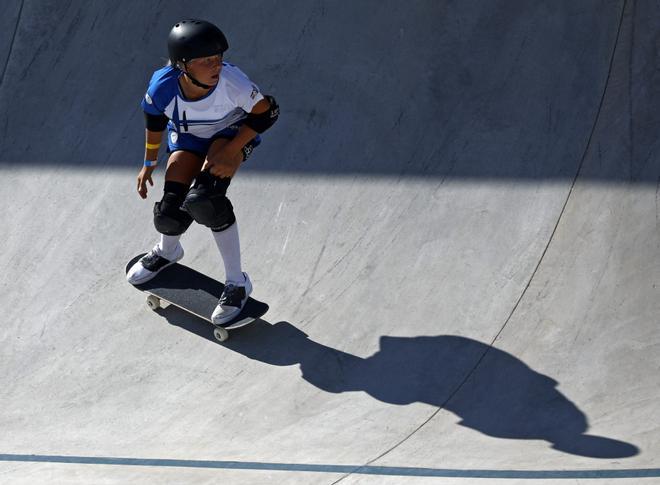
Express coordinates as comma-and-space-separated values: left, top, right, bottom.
137, 166, 155, 199
207, 159, 240, 179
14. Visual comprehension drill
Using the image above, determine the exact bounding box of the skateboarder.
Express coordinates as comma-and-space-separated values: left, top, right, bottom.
126, 19, 279, 325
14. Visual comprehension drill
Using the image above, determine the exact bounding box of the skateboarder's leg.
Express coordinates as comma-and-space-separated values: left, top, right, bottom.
127, 150, 204, 284
183, 167, 243, 283
191, 137, 246, 283
191, 136, 256, 324
213, 221, 243, 284
156, 150, 205, 255
164, 149, 205, 185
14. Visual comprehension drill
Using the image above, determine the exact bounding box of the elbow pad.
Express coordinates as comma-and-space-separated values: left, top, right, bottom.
144, 112, 169, 132
244, 95, 279, 133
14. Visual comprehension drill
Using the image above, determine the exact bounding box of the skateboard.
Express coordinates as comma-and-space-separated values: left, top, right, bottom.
126, 254, 268, 342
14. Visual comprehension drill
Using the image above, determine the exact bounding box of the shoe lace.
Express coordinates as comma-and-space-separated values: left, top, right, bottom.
143, 249, 161, 264
219, 284, 241, 305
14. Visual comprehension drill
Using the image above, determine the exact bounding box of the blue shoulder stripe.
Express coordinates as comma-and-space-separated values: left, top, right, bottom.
141, 65, 179, 116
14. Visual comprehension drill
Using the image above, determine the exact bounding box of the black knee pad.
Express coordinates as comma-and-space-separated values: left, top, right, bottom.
153, 189, 194, 236
183, 172, 236, 231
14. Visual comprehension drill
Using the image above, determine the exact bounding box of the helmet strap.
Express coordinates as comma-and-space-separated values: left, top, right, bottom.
181, 62, 213, 90
186, 73, 213, 90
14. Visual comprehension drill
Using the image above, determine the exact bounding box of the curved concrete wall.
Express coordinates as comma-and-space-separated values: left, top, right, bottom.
0, 1, 658, 483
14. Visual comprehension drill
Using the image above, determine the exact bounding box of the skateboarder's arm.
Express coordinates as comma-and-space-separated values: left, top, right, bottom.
136, 126, 166, 199
206, 97, 278, 178
219, 98, 270, 158
144, 128, 165, 166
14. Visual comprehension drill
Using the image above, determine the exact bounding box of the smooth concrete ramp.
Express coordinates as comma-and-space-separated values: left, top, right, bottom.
1, 1, 659, 483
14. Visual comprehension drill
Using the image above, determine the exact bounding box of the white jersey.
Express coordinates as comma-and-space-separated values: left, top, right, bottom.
141, 62, 264, 139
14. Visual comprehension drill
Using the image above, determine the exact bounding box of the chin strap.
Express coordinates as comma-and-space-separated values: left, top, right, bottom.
181, 62, 213, 90
186, 73, 213, 90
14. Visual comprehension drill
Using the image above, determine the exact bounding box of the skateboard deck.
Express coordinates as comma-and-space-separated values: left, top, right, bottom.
126, 254, 268, 341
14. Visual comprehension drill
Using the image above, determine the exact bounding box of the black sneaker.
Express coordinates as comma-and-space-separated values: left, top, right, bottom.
126, 244, 184, 284
212, 273, 253, 325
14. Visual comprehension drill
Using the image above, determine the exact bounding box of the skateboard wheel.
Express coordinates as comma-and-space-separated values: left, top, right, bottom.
146, 295, 161, 310
213, 327, 229, 342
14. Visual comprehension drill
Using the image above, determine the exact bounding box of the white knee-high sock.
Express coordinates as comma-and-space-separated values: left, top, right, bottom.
159, 234, 181, 258
212, 222, 243, 284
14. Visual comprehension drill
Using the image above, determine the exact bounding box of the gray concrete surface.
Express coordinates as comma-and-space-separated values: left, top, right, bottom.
1, 0, 659, 483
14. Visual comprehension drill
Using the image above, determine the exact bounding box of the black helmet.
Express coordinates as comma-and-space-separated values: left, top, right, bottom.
168, 19, 228, 65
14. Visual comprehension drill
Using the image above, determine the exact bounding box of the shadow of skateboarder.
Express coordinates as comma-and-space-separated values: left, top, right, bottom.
162, 312, 638, 459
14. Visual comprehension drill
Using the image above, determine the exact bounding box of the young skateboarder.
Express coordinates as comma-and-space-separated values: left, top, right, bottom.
126, 19, 279, 324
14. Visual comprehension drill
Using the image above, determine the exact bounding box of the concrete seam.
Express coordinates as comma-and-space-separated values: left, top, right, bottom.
0, 0, 25, 89
330, 1, 630, 482
627, 0, 636, 181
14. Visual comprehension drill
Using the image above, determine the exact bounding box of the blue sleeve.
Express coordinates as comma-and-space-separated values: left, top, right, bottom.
140, 66, 178, 116
141, 91, 163, 115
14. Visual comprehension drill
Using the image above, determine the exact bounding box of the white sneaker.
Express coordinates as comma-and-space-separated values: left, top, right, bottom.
126, 243, 184, 285
212, 273, 253, 326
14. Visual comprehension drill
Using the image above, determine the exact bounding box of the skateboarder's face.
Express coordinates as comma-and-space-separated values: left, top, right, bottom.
186, 54, 223, 86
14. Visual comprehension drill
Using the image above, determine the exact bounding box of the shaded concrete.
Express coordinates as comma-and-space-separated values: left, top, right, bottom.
1, 0, 659, 483
0, 0, 644, 181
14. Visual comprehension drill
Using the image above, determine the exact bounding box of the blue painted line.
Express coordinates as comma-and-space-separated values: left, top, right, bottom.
0, 455, 658, 479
